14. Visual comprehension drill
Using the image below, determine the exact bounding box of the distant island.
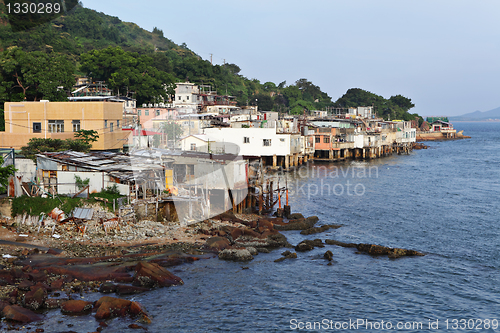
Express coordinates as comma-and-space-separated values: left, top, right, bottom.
449, 106, 500, 121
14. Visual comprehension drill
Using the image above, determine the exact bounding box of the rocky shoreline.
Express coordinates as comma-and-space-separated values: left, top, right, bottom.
0, 210, 425, 330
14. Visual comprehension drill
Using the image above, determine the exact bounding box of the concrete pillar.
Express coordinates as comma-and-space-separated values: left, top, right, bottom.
285, 155, 289, 170
304, 154, 308, 163
294, 153, 299, 166
273, 154, 277, 168
329, 150, 333, 160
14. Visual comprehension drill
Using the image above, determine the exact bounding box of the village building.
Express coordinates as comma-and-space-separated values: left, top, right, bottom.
0, 101, 129, 151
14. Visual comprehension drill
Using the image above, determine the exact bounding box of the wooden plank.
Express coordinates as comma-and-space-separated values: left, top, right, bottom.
72, 185, 90, 199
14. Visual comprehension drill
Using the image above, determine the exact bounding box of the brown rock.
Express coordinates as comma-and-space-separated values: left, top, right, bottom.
3, 304, 43, 323
205, 236, 231, 252
61, 300, 93, 315
94, 296, 132, 320
300, 224, 342, 235
295, 239, 324, 252
133, 262, 183, 288
23, 287, 47, 310
324, 239, 357, 248
324, 250, 333, 261
50, 278, 65, 290
230, 228, 244, 240
18, 280, 34, 291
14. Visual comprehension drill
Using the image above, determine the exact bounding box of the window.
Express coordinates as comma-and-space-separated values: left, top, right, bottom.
324, 137, 330, 143
72, 120, 80, 132
110, 122, 114, 132
33, 122, 41, 133
178, 96, 181, 101
315, 137, 320, 143
280, 138, 285, 142
156, 110, 160, 116
187, 96, 190, 100
138, 110, 142, 116
190, 143, 196, 151
243, 137, 250, 143
263, 139, 271, 146
48, 120, 64, 133
104, 120, 108, 128
145, 110, 149, 116
117, 120, 120, 128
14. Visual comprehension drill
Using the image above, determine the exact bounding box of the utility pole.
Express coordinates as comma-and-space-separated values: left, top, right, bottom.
209, 53, 213, 65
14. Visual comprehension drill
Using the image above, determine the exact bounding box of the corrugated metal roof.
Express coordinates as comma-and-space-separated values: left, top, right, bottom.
72, 208, 94, 220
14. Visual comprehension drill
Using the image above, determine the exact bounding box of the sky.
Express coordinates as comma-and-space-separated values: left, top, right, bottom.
80, 0, 500, 117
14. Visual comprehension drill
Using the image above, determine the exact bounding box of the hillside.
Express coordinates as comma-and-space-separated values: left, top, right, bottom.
450, 107, 500, 121
0, 1, 418, 123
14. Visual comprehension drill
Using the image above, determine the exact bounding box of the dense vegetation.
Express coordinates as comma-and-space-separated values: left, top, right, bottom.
0, 1, 418, 125
334, 88, 420, 122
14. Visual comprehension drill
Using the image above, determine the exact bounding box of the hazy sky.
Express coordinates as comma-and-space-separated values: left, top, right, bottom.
81, 0, 500, 116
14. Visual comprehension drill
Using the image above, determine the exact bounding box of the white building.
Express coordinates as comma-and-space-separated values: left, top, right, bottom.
202, 125, 302, 169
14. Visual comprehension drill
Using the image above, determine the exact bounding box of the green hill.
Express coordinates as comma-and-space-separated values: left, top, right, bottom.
0, 1, 418, 124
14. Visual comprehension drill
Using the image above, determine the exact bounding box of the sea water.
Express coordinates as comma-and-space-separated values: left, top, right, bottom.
40, 122, 500, 332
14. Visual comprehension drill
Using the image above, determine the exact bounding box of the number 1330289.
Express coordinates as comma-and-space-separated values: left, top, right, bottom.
6, 2, 61, 14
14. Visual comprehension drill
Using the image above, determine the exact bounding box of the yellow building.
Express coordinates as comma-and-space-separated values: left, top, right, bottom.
0, 101, 130, 150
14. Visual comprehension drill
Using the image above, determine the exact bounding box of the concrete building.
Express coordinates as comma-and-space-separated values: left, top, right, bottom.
202, 125, 302, 169
1, 101, 129, 151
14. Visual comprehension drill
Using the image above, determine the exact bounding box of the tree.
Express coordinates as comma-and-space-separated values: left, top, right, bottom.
0, 46, 75, 103
389, 95, 415, 110
74, 129, 99, 145
160, 122, 183, 143
0, 156, 16, 192
21, 138, 91, 162
251, 93, 273, 111
80, 46, 175, 104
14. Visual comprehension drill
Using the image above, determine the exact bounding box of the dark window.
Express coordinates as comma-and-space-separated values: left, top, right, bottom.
33, 122, 41, 133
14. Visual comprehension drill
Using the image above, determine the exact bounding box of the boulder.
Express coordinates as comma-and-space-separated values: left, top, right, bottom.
99, 282, 117, 294
204, 237, 231, 252
295, 239, 324, 252
324, 239, 357, 248
288, 213, 304, 220
23, 287, 47, 310
274, 250, 297, 262
3, 305, 43, 323
274, 216, 319, 231
94, 296, 149, 321
17, 280, 34, 291
300, 224, 342, 235
218, 248, 254, 261
61, 300, 93, 315
94, 296, 131, 320
133, 262, 183, 288
324, 250, 333, 261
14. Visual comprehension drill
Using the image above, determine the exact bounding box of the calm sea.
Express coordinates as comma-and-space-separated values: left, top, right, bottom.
41, 122, 500, 332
